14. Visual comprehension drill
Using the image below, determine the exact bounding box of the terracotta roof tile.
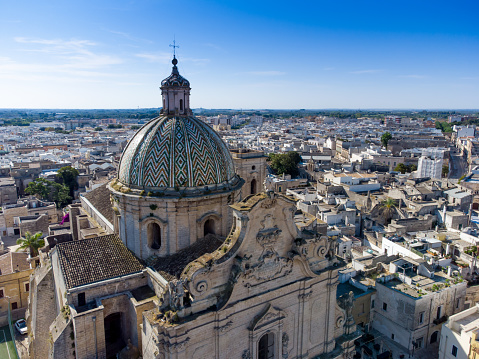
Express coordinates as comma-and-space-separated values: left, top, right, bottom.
83, 183, 114, 224
152, 235, 223, 281
56, 234, 144, 289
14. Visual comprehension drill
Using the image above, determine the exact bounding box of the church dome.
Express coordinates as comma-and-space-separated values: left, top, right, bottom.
118, 115, 237, 190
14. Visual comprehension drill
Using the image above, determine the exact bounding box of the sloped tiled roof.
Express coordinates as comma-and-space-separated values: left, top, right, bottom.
83, 183, 114, 224
56, 234, 144, 289
152, 235, 223, 281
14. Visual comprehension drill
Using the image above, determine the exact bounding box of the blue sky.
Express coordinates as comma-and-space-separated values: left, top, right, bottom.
1, 0, 478, 109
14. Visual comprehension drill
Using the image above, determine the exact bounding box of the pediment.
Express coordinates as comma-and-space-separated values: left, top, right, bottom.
250, 304, 286, 331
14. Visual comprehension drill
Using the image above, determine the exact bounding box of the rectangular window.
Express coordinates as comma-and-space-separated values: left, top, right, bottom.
416, 337, 423, 349
24, 283, 29, 292
78, 292, 86, 307
419, 312, 424, 324
456, 299, 460, 309
391, 333, 395, 340
0, 288, 4, 298
437, 306, 442, 319
371, 300, 375, 309
452, 345, 458, 357
11, 302, 17, 310
383, 302, 388, 311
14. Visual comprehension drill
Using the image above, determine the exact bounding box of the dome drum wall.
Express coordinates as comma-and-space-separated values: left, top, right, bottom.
109, 183, 241, 259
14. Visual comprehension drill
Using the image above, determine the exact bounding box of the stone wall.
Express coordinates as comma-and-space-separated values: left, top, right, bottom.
19, 214, 50, 237
72, 306, 106, 359
29, 266, 58, 359
50, 314, 75, 359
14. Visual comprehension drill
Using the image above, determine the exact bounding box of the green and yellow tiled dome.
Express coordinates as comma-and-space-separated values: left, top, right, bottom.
118, 115, 236, 190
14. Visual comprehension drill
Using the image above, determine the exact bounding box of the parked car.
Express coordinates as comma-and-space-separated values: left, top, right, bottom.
14, 319, 27, 335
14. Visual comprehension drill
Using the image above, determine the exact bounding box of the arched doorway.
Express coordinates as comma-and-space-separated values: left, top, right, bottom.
251, 179, 257, 195
147, 222, 161, 249
431, 331, 439, 344
258, 332, 274, 359
204, 219, 215, 236
104, 312, 125, 358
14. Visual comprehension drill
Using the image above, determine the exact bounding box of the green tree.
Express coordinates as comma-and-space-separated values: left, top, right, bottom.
381, 132, 392, 150
57, 166, 79, 198
94, 126, 103, 131
269, 152, 302, 177
25, 178, 50, 199
394, 163, 417, 174
51, 182, 71, 208
25, 178, 71, 208
380, 197, 397, 224
16, 231, 44, 257
394, 163, 408, 174
130, 125, 141, 130
442, 165, 449, 178
435, 121, 453, 133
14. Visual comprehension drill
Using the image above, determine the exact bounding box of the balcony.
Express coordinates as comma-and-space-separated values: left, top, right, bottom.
433, 315, 448, 325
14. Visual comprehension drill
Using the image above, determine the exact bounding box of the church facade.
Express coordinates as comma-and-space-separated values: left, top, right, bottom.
27, 56, 358, 359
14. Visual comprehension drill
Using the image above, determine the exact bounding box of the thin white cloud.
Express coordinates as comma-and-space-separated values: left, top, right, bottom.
399, 74, 426, 79
244, 71, 286, 76
350, 69, 383, 74
135, 52, 171, 64
1, 37, 125, 84
203, 43, 223, 51
107, 30, 153, 44
14, 37, 122, 69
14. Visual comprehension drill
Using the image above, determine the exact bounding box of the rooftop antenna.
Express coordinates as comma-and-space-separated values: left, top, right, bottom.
169, 37, 179, 59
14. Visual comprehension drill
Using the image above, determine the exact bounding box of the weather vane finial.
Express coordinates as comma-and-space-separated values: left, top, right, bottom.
169, 37, 179, 58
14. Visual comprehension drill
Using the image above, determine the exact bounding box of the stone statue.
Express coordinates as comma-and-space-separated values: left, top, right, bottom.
168, 279, 186, 310
337, 291, 355, 335
264, 176, 274, 192
327, 236, 337, 260
338, 291, 354, 318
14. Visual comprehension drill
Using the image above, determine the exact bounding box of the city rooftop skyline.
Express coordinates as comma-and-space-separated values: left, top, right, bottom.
1, 0, 478, 110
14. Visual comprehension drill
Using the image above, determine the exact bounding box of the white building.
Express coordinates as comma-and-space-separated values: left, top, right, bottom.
417, 149, 444, 179
439, 303, 479, 359
454, 125, 475, 138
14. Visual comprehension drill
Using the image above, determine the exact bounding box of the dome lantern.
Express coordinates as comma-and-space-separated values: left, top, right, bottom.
160, 56, 191, 116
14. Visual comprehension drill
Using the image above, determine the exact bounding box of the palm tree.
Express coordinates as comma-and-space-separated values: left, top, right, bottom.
16, 231, 44, 257
380, 197, 397, 224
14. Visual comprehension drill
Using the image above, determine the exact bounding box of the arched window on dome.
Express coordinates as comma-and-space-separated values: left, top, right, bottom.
251, 179, 257, 195
180, 99, 184, 112
204, 219, 215, 237
147, 223, 161, 250
258, 332, 275, 359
